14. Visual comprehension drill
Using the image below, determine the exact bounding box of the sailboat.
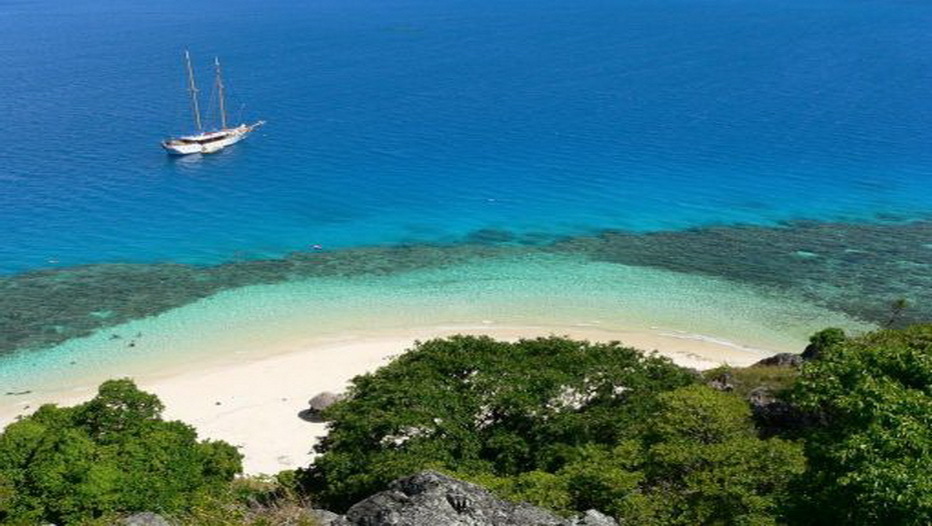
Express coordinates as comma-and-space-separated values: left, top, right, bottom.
162, 51, 264, 155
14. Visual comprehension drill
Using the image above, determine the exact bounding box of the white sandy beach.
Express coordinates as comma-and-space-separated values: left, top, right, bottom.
0, 324, 772, 475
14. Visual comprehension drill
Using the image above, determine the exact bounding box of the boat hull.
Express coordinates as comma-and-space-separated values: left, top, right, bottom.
162, 122, 264, 155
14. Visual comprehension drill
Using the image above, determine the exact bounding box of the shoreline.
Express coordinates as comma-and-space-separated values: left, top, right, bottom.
0, 253, 875, 474
1, 323, 777, 475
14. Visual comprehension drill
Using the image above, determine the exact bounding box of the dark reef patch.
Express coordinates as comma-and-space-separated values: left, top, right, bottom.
463, 228, 518, 244
1, 221, 929, 357
549, 220, 931, 326
0, 244, 508, 356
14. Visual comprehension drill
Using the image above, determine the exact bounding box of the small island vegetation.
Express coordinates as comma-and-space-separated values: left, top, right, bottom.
301, 336, 804, 525
2, 325, 931, 525
0, 380, 310, 525
788, 324, 932, 525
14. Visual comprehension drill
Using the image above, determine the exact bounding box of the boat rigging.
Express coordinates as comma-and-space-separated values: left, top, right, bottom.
162, 50, 264, 155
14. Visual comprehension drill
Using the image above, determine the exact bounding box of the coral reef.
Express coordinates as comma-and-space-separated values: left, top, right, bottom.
2, 220, 928, 358
552, 220, 932, 326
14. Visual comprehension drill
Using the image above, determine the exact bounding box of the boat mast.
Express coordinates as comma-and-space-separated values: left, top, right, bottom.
215, 57, 228, 129
184, 50, 203, 133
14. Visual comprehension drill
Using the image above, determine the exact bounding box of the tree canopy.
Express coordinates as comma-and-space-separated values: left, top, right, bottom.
790, 324, 932, 525
301, 336, 803, 524
0, 379, 242, 525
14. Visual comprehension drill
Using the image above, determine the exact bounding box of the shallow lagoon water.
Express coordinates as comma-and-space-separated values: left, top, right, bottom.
0, 253, 873, 393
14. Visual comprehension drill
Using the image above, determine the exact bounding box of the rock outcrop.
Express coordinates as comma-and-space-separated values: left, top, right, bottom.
301, 391, 345, 422
309, 391, 344, 412
309, 508, 344, 525
313, 471, 617, 526
706, 369, 735, 392
747, 386, 822, 437
121, 512, 170, 526
752, 352, 803, 368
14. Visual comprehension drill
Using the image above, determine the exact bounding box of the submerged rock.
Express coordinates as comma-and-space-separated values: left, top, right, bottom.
3, 220, 928, 358
323, 471, 617, 526
464, 228, 518, 244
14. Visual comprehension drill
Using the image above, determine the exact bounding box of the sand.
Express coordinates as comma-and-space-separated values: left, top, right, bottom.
0, 323, 771, 475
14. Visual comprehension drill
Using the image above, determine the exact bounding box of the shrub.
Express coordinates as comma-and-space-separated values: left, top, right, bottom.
789, 324, 932, 525
301, 335, 803, 525
301, 335, 696, 510
0, 379, 242, 525
634, 385, 804, 525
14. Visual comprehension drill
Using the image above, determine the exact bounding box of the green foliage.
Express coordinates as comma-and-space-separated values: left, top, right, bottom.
175, 475, 320, 526
302, 336, 804, 526
789, 324, 932, 525
557, 442, 643, 516
302, 335, 696, 510
459, 442, 645, 518
802, 327, 846, 360
0, 379, 242, 525
0, 472, 14, 517
649, 384, 751, 443
466, 470, 574, 513
22, 327, 932, 525
464, 386, 805, 526
634, 385, 805, 525
703, 365, 798, 400
73, 378, 164, 440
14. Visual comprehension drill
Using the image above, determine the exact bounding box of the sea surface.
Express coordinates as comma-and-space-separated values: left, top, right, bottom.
0, 0, 931, 386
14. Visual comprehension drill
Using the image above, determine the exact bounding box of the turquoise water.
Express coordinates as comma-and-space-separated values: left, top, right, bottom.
0, 254, 873, 392
0, 0, 929, 384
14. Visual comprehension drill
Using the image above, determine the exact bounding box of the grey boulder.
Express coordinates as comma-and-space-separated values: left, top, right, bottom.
301, 391, 346, 423
121, 512, 170, 526
753, 353, 803, 368
326, 470, 617, 526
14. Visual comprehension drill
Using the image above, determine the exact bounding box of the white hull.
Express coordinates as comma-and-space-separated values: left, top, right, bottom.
162, 122, 264, 155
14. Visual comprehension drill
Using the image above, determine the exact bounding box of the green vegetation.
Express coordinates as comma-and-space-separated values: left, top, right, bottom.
4, 325, 932, 525
0, 379, 242, 525
790, 325, 932, 525
302, 336, 695, 509
471, 385, 804, 525
0, 380, 321, 525
301, 336, 804, 524
303, 328, 932, 524
173, 473, 319, 526
634, 385, 804, 525
802, 327, 846, 360
702, 364, 798, 399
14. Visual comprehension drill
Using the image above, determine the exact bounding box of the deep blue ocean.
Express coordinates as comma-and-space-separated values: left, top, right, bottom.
1, 0, 931, 274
